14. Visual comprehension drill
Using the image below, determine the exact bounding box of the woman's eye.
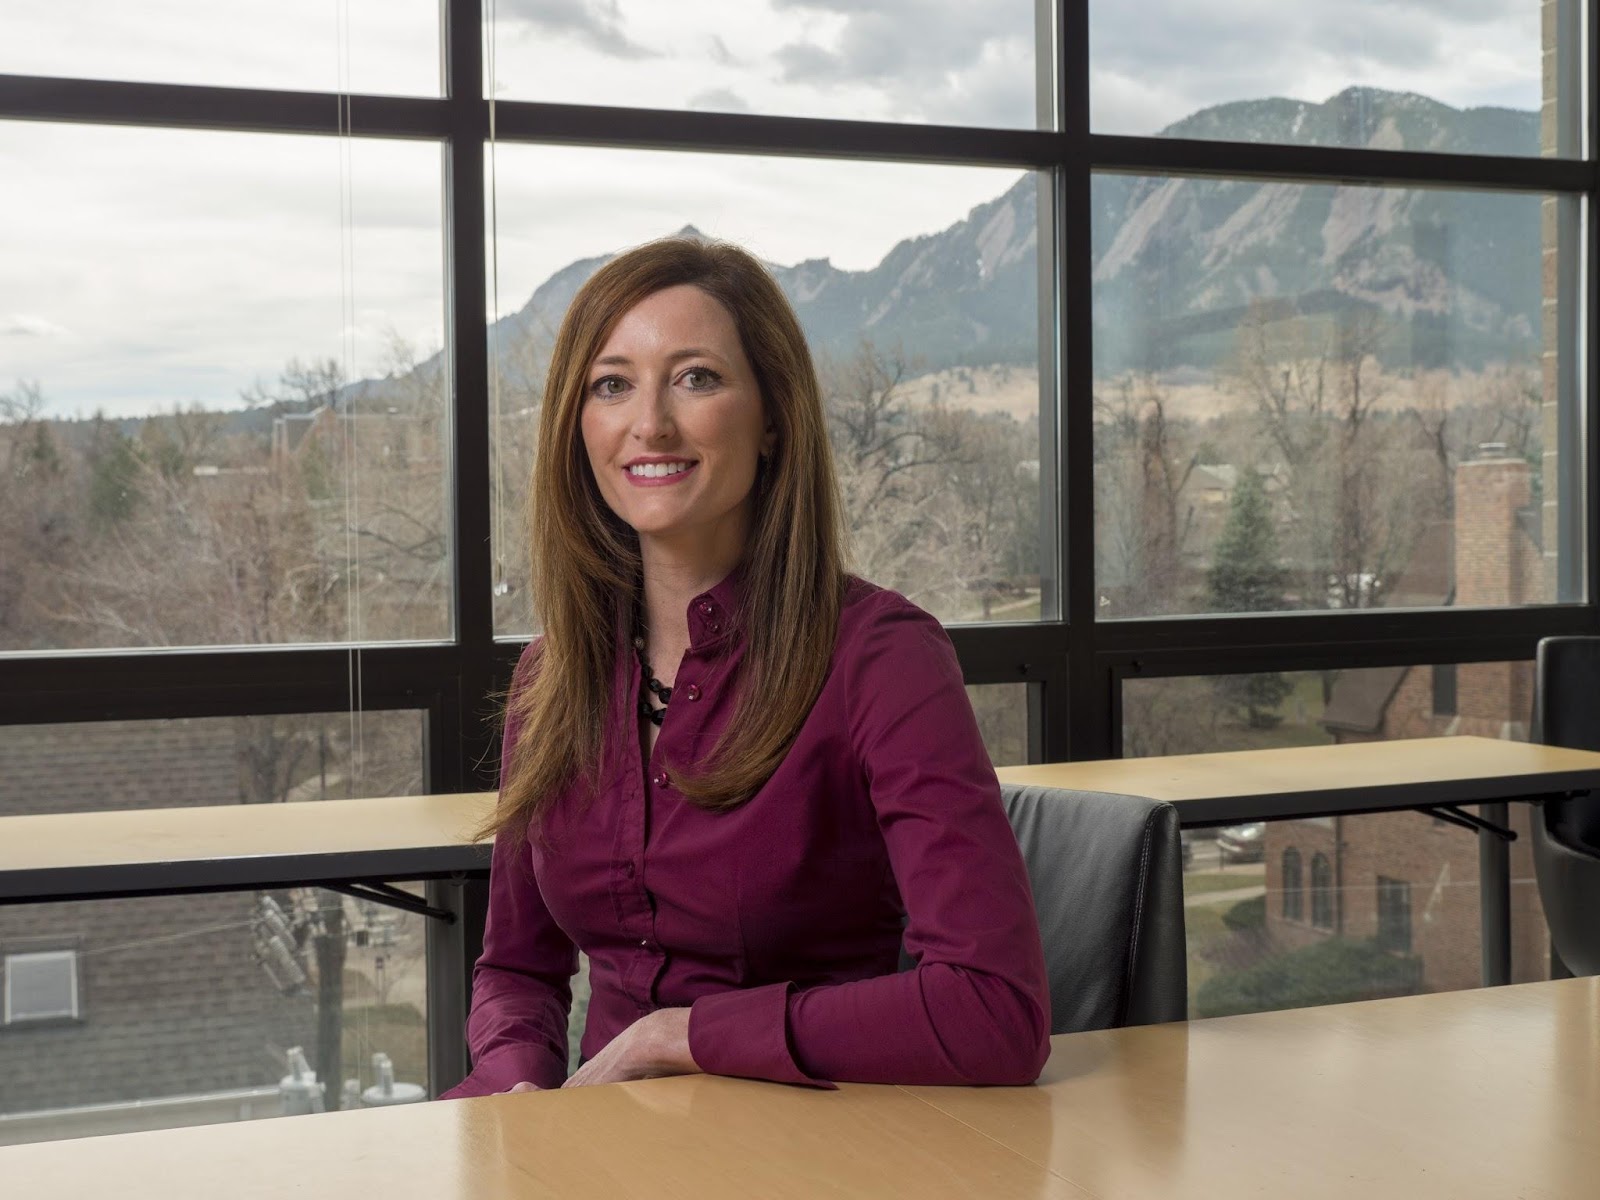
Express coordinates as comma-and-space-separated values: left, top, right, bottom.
681, 368, 720, 389
589, 376, 627, 398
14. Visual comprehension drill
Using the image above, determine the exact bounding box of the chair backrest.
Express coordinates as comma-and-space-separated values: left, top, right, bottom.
1000, 783, 1187, 1033
1531, 636, 1600, 975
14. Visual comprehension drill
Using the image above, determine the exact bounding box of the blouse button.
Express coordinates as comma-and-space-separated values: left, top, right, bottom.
696, 600, 715, 617
707, 620, 722, 634
682, 683, 701, 702
651, 770, 668, 788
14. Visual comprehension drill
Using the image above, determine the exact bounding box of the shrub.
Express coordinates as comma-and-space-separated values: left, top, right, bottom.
1222, 894, 1265, 933
1196, 937, 1422, 1018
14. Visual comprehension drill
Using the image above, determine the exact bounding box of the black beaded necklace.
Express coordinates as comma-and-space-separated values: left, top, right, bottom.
633, 631, 672, 727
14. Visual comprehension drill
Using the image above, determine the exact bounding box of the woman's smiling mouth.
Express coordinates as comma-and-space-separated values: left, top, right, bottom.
625, 459, 698, 485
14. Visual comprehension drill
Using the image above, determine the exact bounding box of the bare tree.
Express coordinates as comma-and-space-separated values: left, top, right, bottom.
1229, 304, 1428, 610
1094, 374, 1197, 615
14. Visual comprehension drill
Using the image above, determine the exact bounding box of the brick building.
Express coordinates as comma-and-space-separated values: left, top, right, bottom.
1263, 452, 1551, 994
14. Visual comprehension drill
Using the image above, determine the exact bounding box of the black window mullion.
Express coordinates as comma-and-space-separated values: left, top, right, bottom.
1060, 0, 1104, 762
0, 73, 449, 139
1090, 133, 1590, 195
0, 644, 463, 725
440, 0, 498, 795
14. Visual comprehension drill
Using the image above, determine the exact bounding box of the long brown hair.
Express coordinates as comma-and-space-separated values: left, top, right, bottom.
485, 236, 847, 842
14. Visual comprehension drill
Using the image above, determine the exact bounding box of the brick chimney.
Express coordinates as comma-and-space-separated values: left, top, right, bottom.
1452, 446, 1537, 735
1454, 446, 1535, 607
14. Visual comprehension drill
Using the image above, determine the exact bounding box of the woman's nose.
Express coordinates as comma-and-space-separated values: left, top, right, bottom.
631, 383, 676, 441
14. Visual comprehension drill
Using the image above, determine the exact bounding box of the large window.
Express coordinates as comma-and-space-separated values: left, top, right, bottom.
1093, 178, 1578, 619
0, 123, 450, 651
1, 0, 1594, 1141
486, 147, 1047, 633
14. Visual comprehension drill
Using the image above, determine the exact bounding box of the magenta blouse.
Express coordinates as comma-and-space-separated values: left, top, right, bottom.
440, 574, 1049, 1097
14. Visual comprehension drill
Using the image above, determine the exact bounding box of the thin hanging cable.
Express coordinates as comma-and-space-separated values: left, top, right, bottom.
488, 0, 507, 605
336, 0, 365, 794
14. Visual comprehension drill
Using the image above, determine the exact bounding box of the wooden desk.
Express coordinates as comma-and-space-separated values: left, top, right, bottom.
8, 977, 1596, 1199
996, 734, 1600, 826
903, 975, 1600, 1199
0, 792, 495, 904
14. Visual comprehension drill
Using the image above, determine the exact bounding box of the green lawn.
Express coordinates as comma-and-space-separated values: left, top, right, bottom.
1183, 869, 1266, 896
1183, 900, 1233, 1012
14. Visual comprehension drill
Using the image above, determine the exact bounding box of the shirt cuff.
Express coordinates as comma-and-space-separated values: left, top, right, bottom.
437, 1043, 566, 1099
688, 982, 837, 1090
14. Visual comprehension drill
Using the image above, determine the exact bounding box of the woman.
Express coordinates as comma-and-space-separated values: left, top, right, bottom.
440, 237, 1048, 1097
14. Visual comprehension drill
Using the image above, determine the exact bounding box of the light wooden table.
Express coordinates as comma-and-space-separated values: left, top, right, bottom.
7, 976, 1596, 1199
0, 792, 495, 904
996, 734, 1600, 826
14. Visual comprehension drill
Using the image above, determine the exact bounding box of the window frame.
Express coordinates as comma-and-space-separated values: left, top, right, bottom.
1281, 847, 1304, 923
0, 1, 1588, 774
1309, 852, 1335, 931
1375, 875, 1414, 955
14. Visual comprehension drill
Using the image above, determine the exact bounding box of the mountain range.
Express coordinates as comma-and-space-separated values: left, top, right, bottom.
477, 87, 1543, 390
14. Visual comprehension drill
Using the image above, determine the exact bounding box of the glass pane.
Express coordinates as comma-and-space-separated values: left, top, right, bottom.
0, 0, 440, 96
489, 148, 1048, 633
1121, 664, 1554, 1017
1093, 177, 1582, 618
0, 123, 450, 650
1090, 1, 1575, 157
486, 1, 1047, 128
0, 713, 428, 1144
967, 683, 1030, 767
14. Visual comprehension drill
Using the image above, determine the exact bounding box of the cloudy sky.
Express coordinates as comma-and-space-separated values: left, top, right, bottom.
0, 0, 1545, 419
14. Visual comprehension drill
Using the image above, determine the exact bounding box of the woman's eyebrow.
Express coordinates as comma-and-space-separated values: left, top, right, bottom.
592, 347, 724, 370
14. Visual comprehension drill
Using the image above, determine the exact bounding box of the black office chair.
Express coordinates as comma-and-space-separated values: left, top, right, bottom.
1000, 783, 1188, 1032
1531, 636, 1600, 976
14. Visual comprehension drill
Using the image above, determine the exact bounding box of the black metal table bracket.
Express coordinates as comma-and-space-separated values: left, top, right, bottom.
1421, 804, 1518, 842
326, 880, 458, 923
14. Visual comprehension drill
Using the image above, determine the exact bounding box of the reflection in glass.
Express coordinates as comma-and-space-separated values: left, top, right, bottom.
0, 123, 450, 649
1092, 177, 1580, 618
488, 147, 1046, 633
1124, 664, 1552, 1017
486, 0, 1046, 129
0, 713, 427, 1144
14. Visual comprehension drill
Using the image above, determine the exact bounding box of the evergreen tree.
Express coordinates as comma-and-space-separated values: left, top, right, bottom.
88, 418, 144, 525
1209, 468, 1286, 613
1209, 469, 1292, 726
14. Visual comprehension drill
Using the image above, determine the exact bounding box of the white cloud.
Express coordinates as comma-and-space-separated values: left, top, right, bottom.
1089, 0, 1541, 133
1, 314, 69, 338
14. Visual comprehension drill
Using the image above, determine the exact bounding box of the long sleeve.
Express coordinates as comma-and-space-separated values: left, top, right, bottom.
439, 644, 577, 1099
689, 594, 1051, 1087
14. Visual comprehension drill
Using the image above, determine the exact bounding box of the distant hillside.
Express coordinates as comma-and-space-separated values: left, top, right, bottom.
483, 87, 1540, 386
1093, 89, 1541, 374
